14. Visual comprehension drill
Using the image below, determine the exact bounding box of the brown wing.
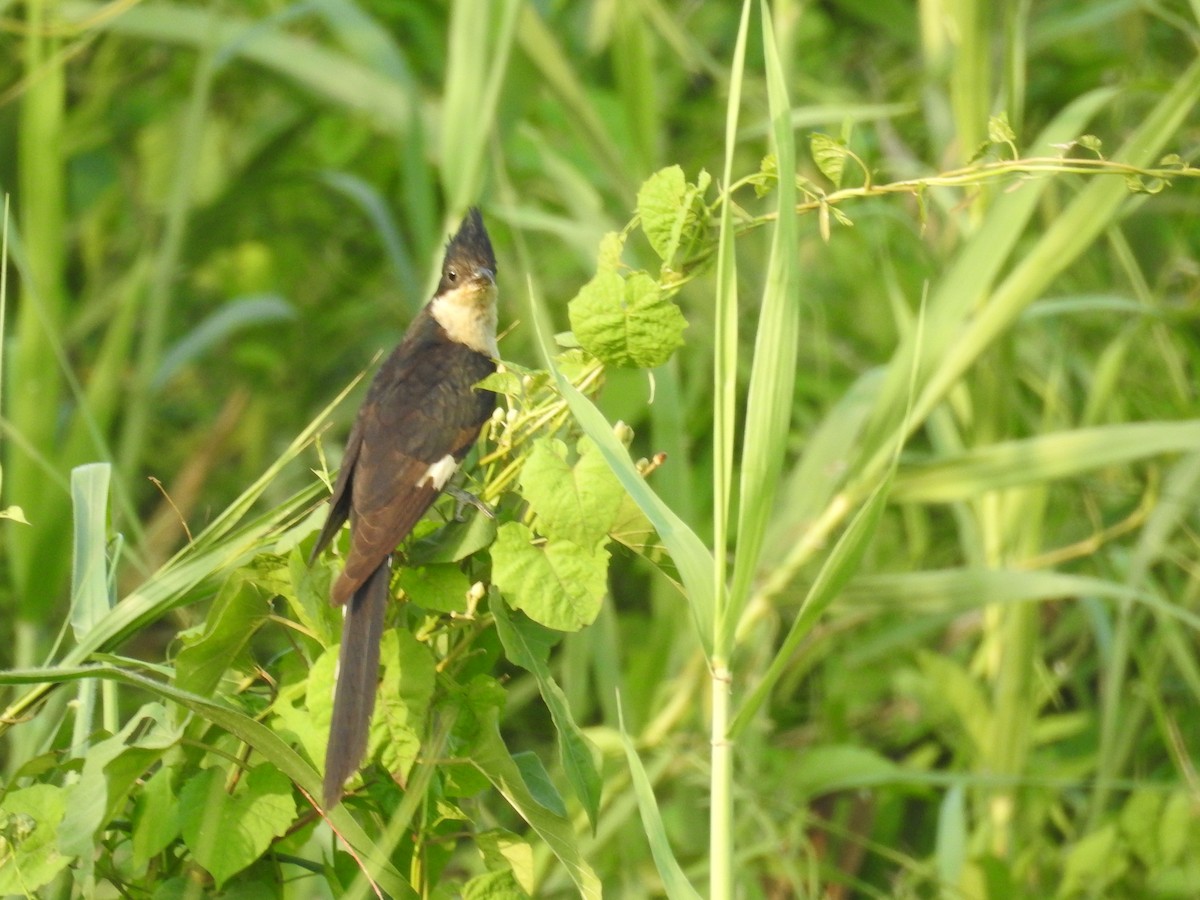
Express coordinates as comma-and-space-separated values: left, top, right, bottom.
327, 311, 496, 605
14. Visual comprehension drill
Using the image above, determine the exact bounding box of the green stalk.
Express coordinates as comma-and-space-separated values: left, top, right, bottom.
712, 0, 752, 633
709, 0, 752, 891
724, 0, 799, 646
710, 4, 796, 895
949, 0, 990, 167
710, 657, 733, 900
9, 0, 67, 612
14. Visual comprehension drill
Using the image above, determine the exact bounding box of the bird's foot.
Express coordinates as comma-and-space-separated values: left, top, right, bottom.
445, 485, 495, 522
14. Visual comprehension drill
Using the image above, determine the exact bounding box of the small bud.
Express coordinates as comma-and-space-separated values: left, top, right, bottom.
613, 420, 635, 446
637, 452, 668, 476
465, 581, 487, 617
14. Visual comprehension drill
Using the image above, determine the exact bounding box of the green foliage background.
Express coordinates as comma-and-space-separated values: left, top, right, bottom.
2, 0, 1200, 897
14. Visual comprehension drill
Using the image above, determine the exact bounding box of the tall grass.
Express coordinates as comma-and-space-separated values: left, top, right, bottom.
2, 0, 1200, 896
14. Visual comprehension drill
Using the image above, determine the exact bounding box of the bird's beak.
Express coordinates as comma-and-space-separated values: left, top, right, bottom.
472, 266, 496, 288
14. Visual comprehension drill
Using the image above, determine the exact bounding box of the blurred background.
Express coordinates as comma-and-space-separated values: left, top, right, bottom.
3, 1, 1199, 895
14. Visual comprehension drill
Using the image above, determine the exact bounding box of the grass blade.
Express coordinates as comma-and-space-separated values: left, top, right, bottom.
725, 0, 799, 646
730, 471, 893, 738
711, 0, 753, 644
618, 700, 702, 900
891, 421, 1200, 502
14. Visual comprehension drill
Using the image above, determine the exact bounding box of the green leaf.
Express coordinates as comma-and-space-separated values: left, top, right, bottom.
492, 522, 608, 631
1059, 825, 1126, 898
179, 764, 296, 889
397, 564, 472, 613
0, 785, 71, 895
286, 550, 338, 646
0, 505, 29, 524
1119, 791, 1163, 867
492, 598, 601, 829
59, 704, 181, 865
373, 629, 436, 781
512, 751, 566, 817
174, 572, 272, 697
636, 164, 709, 265
596, 230, 626, 271
469, 702, 601, 899
1157, 791, 1193, 865
450, 673, 508, 750
491, 600, 562, 671
408, 511, 498, 565
568, 269, 687, 369
529, 287, 716, 654
711, 0, 753, 641
935, 784, 968, 891
987, 112, 1016, 152
751, 153, 777, 197
293, 647, 337, 768
520, 437, 625, 549
0, 664, 415, 897
788, 744, 904, 796
463, 868, 530, 899
69, 463, 112, 640
131, 766, 181, 873
810, 132, 846, 186
476, 828, 535, 894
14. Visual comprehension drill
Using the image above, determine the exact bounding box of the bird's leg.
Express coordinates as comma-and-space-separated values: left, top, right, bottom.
445, 485, 494, 521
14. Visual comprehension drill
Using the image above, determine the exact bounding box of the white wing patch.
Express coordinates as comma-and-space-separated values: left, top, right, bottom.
419, 454, 458, 490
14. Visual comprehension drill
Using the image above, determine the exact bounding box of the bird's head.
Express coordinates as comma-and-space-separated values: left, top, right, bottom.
430, 208, 499, 357
438, 208, 497, 302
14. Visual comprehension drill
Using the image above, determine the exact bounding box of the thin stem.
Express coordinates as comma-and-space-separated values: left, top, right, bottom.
710, 658, 733, 900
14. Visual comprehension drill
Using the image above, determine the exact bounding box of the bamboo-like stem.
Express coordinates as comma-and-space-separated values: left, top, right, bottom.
10, 0, 67, 604
710, 657, 733, 900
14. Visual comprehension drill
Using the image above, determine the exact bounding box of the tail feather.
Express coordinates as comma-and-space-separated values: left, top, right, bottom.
323, 557, 390, 807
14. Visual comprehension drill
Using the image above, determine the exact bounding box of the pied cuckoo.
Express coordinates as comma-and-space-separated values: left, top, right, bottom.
310, 208, 498, 807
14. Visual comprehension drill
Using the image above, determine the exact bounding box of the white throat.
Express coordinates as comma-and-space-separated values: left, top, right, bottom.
429, 283, 499, 357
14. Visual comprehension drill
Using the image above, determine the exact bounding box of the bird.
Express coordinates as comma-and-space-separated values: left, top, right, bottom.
309, 208, 499, 807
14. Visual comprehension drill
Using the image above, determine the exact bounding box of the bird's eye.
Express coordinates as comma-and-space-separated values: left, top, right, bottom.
446, 268, 458, 283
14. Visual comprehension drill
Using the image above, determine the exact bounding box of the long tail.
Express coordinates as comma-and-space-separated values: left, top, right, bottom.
323, 557, 390, 807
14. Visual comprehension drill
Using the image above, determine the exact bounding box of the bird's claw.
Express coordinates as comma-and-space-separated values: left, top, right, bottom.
445, 485, 495, 522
